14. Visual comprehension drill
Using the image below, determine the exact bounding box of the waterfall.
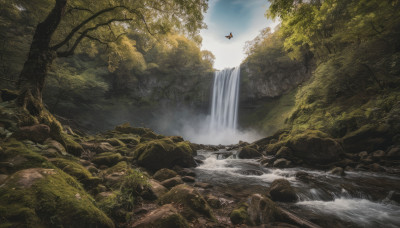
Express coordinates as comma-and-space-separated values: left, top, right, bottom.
209, 66, 240, 131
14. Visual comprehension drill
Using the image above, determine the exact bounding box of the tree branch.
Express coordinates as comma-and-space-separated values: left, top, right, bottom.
66, 7, 94, 15
57, 18, 132, 57
51, 5, 126, 50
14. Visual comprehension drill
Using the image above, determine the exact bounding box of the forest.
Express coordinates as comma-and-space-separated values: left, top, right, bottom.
0, 0, 399, 227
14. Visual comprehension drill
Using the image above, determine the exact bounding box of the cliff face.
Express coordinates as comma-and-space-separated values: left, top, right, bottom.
239, 62, 310, 101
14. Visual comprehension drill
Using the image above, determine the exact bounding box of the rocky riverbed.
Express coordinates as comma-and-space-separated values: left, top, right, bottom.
1, 101, 399, 227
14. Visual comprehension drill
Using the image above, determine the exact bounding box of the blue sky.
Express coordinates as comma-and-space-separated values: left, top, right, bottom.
200, 0, 278, 70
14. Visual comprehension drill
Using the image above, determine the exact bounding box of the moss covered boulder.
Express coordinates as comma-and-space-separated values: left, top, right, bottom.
287, 130, 343, 164
238, 146, 262, 159
50, 158, 100, 188
269, 179, 297, 203
230, 203, 250, 225
92, 152, 123, 167
153, 168, 178, 182
0, 168, 114, 227
12, 124, 50, 143
132, 204, 189, 228
247, 194, 282, 225
158, 184, 213, 220
133, 138, 196, 172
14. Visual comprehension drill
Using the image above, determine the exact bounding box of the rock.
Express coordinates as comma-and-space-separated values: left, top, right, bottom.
230, 203, 250, 225
12, 124, 50, 143
105, 138, 126, 147
177, 168, 196, 177
342, 124, 390, 153
387, 191, 400, 204
44, 139, 67, 155
275, 146, 293, 159
194, 182, 213, 189
371, 150, 385, 160
50, 158, 100, 188
81, 142, 114, 153
92, 152, 122, 167
153, 168, 178, 182
361, 156, 374, 164
387, 146, 400, 159
205, 194, 222, 209
132, 138, 196, 172
146, 179, 168, 199
288, 130, 343, 164
161, 177, 184, 189
181, 176, 195, 182
247, 194, 281, 225
367, 163, 385, 172
238, 146, 262, 159
104, 171, 125, 187
273, 158, 292, 168
132, 204, 189, 228
0, 174, 8, 184
235, 169, 264, 176
0, 168, 114, 227
158, 184, 213, 219
329, 167, 345, 176
358, 151, 368, 160
269, 179, 297, 202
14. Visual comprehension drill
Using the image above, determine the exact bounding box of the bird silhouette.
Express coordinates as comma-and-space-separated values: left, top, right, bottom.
225, 32, 233, 39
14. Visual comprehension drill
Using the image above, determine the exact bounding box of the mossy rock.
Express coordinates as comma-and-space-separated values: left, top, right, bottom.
103, 161, 129, 175
247, 194, 282, 225
238, 146, 262, 159
287, 130, 343, 164
269, 179, 297, 202
230, 203, 250, 225
153, 168, 178, 182
342, 124, 391, 153
92, 152, 123, 167
62, 133, 84, 156
114, 134, 140, 145
50, 158, 100, 188
115, 123, 155, 137
132, 204, 189, 228
105, 138, 126, 147
133, 139, 195, 172
158, 184, 213, 220
0, 168, 114, 227
0, 138, 53, 174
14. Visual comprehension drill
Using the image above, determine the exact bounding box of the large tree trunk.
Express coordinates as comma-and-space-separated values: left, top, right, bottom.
16, 0, 67, 115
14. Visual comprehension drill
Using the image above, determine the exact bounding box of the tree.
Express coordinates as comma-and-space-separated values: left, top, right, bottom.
15, 0, 208, 115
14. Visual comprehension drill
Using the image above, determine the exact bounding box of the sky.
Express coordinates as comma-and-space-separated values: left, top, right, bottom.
200, 0, 279, 70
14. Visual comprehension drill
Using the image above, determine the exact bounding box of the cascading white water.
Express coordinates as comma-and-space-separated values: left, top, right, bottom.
209, 66, 240, 131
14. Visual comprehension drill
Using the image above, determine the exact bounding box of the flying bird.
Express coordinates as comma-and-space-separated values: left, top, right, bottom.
225, 32, 233, 39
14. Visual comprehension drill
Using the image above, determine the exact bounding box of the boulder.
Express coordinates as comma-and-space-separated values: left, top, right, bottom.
288, 130, 343, 164
181, 176, 195, 182
177, 168, 196, 177
146, 179, 168, 199
0, 168, 114, 227
132, 139, 195, 172
44, 139, 67, 155
132, 204, 189, 228
158, 184, 213, 220
238, 146, 262, 159
205, 194, 222, 209
247, 194, 281, 225
194, 182, 213, 189
161, 177, 184, 189
371, 150, 385, 161
153, 168, 178, 182
230, 203, 250, 225
329, 167, 345, 176
387, 146, 400, 159
275, 146, 293, 159
81, 142, 114, 153
92, 152, 123, 167
273, 158, 292, 168
269, 179, 297, 202
13, 124, 50, 143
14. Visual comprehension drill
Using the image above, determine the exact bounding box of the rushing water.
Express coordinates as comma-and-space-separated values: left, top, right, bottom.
209, 67, 240, 131
194, 149, 400, 228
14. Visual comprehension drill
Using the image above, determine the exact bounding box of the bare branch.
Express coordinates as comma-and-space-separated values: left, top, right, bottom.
66, 7, 94, 15
57, 18, 132, 57
51, 5, 127, 50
